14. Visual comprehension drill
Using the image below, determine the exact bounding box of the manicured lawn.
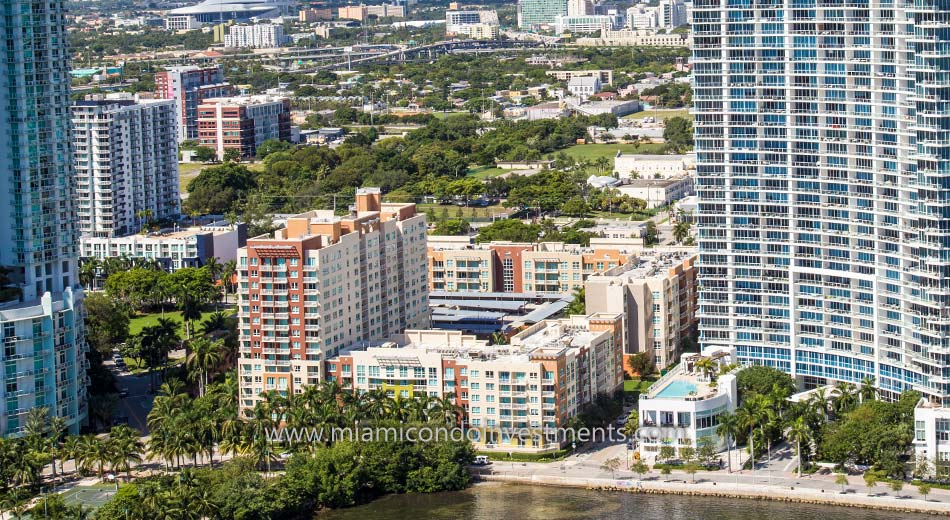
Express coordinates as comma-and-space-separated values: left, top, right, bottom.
624, 378, 657, 393
431, 111, 469, 119
623, 108, 692, 122
128, 309, 224, 338
556, 143, 672, 165
467, 165, 508, 180
418, 203, 506, 221
178, 162, 206, 194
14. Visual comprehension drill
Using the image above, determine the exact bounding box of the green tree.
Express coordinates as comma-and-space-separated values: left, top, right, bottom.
183, 163, 257, 216
432, 219, 471, 236
83, 292, 130, 356
658, 445, 675, 463
600, 457, 622, 478
192, 146, 216, 162
716, 411, 739, 473
561, 197, 590, 217
256, 138, 293, 160
474, 219, 540, 243
918, 482, 932, 501
889, 479, 904, 498
663, 117, 694, 152
565, 287, 586, 315
862, 471, 879, 492
223, 148, 242, 163
644, 220, 659, 246
835, 473, 849, 493
627, 353, 654, 377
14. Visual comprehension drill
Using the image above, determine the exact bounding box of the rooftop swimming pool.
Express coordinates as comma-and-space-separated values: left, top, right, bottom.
654, 379, 698, 399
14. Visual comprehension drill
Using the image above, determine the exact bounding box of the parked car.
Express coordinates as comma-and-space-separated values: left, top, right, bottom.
473, 455, 491, 465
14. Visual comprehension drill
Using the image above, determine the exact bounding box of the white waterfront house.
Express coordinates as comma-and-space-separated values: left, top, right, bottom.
638, 345, 738, 458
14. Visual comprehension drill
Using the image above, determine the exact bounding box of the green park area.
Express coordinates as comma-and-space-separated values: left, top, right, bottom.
128, 310, 222, 338
467, 165, 508, 180
417, 203, 507, 221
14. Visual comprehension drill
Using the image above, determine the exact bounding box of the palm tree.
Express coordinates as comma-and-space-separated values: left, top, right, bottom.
187, 337, 224, 397
736, 396, 766, 472
786, 415, 811, 478
77, 435, 112, 481
694, 357, 715, 380
715, 411, 739, 473
108, 425, 144, 481
859, 375, 877, 403
221, 259, 237, 304
672, 219, 691, 244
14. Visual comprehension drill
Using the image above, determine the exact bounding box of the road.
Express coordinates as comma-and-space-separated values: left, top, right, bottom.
105, 359, 155, 434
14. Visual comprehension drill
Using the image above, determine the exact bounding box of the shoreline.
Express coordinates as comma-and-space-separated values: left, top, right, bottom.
474, 473, 950, 516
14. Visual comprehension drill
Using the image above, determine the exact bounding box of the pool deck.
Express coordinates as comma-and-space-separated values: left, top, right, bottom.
646, 369, 718, 400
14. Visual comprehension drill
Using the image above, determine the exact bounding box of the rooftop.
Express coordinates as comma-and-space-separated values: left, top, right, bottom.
588, 250, 695, 281
200, 94, 288, 106
644, 345, 735, 401
621, 177, 689, 188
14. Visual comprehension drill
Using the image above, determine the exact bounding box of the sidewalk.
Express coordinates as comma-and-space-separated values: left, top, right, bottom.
476, 466, 950, 515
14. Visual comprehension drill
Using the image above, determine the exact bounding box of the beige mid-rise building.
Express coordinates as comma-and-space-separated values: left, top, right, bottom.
426, 239, 638, 294
325, 313, 624, 453
237, 188, 430, 412
585, 249, 697, 371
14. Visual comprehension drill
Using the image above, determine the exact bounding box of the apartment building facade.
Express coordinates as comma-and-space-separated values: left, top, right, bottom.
0, 0, 87, 436
585, 249, 697, 370
427, 240, 635, 294
326, 313, 624, 452
155, 65, 233, 142
80, 223, 246, 272
693, 0, 950, 401
197, 95, 292, 160
72, 95, 180, 238
224, 23, 286, 48
237, 189, 429, 411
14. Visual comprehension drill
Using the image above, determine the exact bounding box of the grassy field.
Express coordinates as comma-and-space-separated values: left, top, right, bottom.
128, 309, 224, 338
623, 108, 692, 122
556, 143, 672, 168
418, 203, 507, 221
467, 165, 508, 180
624, 379, 656, 393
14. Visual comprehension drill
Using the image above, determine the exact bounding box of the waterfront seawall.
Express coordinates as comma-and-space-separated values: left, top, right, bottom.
475, 473, 950, 515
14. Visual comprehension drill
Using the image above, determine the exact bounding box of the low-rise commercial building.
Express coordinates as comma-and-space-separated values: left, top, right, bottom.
572, 99, 642, 117
616, 177, 694, 209
585, 249, 697, 369
568, 76, 601, 98
326, 313, 625, 452
614, 153, 692, 179
638, 346, 738, 458
554, 14, 615, 34
299, 8, 333, 22
545, 69, 613, 85
80, 222, 247, 272
367, 3, 406, 18
197, 95, 292, 160
576, 30, 691, 47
